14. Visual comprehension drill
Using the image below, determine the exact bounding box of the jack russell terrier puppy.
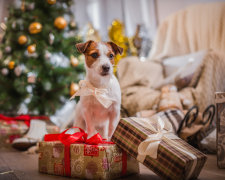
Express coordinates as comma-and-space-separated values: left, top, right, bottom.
73, 40, 123, 140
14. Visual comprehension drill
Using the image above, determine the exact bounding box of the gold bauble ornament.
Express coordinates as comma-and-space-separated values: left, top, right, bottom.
8, 61, 15, 69
27, 44, 36, 54
18, 35, 27, 45
70, 55, 79, 67
54, 17, 67, 30
29, 22, 42, 34
70, 82, 79, 96
47, 0, 56, 5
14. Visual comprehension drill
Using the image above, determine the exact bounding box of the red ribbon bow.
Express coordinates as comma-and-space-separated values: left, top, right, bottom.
44, 127, 116, 176
0, 114, 49, 127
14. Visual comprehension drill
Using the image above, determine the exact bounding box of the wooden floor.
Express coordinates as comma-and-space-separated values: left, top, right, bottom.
0, 148, 225, 180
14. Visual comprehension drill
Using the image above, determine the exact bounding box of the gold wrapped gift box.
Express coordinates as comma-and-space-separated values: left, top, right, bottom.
39, 141, 139, 179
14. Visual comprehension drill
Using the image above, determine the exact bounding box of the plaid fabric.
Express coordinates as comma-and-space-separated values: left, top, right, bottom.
155, 109, 184, 133
112, 117, 207, 180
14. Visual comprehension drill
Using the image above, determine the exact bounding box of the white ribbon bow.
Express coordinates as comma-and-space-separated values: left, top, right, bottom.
70, 80, 115, 108
134, 116, 178, 161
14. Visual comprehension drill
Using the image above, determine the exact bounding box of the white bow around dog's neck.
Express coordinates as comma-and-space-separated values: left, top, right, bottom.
70, 80, 115, 108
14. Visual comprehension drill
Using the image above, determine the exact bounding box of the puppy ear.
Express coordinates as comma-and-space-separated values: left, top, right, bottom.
107, 42, 123, 55
76, 40, 94, 53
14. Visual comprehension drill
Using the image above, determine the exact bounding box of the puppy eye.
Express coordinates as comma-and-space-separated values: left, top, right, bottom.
109, 54, 114, 59
91, 53, 98, 58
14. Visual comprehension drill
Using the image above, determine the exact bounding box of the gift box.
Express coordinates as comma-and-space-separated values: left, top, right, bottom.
0, 120, 28, 148
112, 117, 207, 180
0, 114, 59, 148
215, 92, 225, 168
39, 128, 139, 179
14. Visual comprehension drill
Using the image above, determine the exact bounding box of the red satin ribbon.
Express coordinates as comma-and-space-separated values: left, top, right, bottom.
44, 127, 128, 177
0, 114, 49, 127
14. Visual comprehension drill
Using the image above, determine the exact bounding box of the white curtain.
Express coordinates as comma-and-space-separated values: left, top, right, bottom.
72, 0, 158, 40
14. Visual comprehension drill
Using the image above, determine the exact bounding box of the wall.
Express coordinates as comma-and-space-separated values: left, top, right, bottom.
157, 0, 225, 24
72, 0, 157, 40
73, 0, 224, 39
1, 0, 224, 39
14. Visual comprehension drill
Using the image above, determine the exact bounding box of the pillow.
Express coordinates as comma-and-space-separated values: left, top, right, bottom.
174, 51, 206, 89
163, 50, 206, 77
155, 50, 207, 89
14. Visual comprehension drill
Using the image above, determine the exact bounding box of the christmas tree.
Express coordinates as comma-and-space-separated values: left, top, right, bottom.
0, 0, 84, 115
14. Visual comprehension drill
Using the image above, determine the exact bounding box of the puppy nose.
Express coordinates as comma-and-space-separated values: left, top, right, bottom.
102, 64, 110, 72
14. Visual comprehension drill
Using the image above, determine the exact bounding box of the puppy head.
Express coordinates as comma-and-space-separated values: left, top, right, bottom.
76, 40, 123, 77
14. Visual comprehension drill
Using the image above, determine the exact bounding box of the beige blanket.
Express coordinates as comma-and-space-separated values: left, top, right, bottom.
149, 2, 225, 61
193, 50, 225, 112
118, 50, 225, 115
117, 56, 163, 115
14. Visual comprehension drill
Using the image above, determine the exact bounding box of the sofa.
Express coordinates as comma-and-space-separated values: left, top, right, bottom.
118, 2, 225, 116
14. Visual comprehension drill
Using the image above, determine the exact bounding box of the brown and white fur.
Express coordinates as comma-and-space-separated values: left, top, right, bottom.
74, 40, 123, 140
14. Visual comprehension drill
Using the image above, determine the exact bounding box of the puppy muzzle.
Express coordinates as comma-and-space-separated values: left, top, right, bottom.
101, 64, 111, 76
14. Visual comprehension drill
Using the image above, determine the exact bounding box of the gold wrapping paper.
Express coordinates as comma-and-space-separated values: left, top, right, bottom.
39, 141, 139, 179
